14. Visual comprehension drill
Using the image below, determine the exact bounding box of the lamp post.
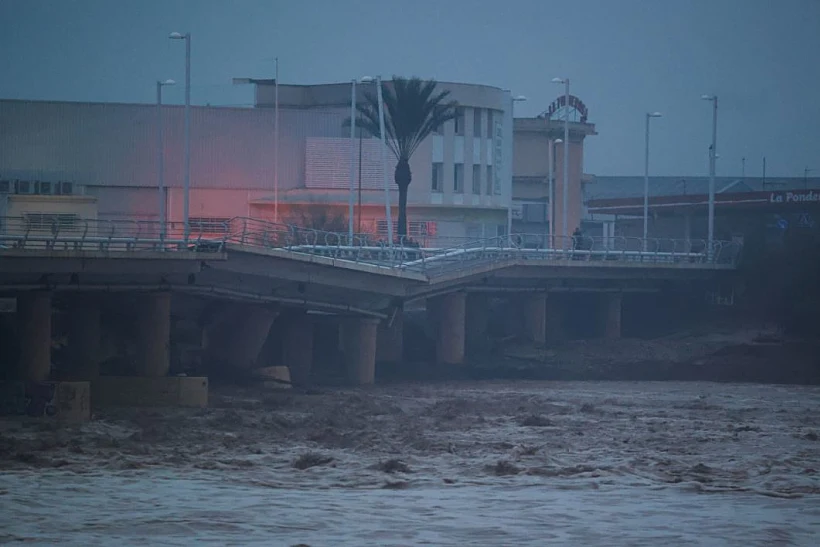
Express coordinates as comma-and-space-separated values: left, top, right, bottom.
273, 58, 279, 223
374, 76, 393, 245
643, 111, 662, 250
701, 94, 718, 259
233, 66, 280, 222
552, 78, 570, 248
348, 78, 358, 242
508, 95, 527, 245
547, 137, 563, 249
169, 31, 191, 242
156, 79, 176, 241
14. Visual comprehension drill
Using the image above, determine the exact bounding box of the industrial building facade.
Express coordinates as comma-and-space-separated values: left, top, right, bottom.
0, 81, 595, 246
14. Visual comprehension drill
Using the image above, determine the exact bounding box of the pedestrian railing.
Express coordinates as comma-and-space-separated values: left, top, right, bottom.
0, 216, 742, 275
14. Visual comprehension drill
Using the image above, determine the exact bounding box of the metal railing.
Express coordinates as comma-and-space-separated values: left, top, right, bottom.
0, 216, 742, 275
0, 216, 224, 253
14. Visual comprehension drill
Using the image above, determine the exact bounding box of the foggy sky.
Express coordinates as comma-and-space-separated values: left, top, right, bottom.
1, 0, 818, 177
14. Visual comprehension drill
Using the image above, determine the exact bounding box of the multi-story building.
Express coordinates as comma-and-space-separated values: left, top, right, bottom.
512, 94, 597, 247
0, 80, 595, 246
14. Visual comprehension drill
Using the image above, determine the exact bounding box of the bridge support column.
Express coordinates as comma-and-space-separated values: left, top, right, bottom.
204, 305, 279, 371
342, 317, 379, 385
430, 291, 467, 365
546, 294, 566, 344
604, 292, 623, 340
466, 293, 490, 356
67, 298, 101, 380
376, 308, 403, 364
18, 291, 52, 382
283, 311, 315, 386
525, 292, 548, 345
135, 292, 171, 377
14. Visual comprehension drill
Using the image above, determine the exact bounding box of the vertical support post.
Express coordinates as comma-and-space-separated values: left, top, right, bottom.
344, 317, 379, 385
376, 76, 393, 245
348, 79, 357, 242
562, 79, 570, 244
283, 312, 315, 386
135, 292, 171, 377
68, 299, 101, 381
376, 308, 403, 364
274, 57, 280, 223
183, 34, 191, 242
18, 292, 52, 382
431, 292, 467, 365
605, 292, 623, 340
525, 292, 547, 345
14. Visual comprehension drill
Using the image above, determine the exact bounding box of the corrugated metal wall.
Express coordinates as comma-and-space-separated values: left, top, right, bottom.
0, 100, 353, 194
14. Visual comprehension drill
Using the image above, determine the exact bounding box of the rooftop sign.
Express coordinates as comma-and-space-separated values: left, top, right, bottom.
544, 95, 589, 123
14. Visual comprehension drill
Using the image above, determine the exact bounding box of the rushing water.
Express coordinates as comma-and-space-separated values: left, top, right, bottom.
2, 381, 819, 545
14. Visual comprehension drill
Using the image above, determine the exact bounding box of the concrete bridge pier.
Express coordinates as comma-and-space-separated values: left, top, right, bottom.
134, 292, 172, 377
465, 293, 491, 355
376, 307, 403, 365
67, 297, 101, 380
282, 310, 315, 386
604, 292, 623, 339
17, 291, 52, 382
342, 317, 379, 385
546, 295, 567, 344
203, 304, 279, 372
429, 292, 467, 365
525, 293, 548, 345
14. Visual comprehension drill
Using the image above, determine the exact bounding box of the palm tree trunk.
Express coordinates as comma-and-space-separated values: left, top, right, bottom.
394, 158, 412, 238
397, 183, 409, 237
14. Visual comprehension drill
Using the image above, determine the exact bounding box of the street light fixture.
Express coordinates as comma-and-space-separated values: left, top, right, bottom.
508, 94, 527, 243
374, 76, 393, 245
233, 63, 280, 223
156, 79, 176, 241
701, 94, 718, 259
552, 77, 570, 248
643, 111, 662, 250
547, 138, 563, 249
169, 31, 191, 242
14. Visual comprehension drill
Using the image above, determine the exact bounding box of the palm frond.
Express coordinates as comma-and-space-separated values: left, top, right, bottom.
341, 76, 458, 163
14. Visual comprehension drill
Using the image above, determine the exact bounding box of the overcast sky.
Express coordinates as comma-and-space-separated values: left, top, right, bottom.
1, 0, 818, 177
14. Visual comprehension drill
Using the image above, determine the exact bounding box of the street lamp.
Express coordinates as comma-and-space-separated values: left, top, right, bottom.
547, 138, 563, 249
701, 94, 718, 259
804, 167, 815, 189
643, 112, 662, 250
156, 79, 176, 241
233, 63, 280, 223
347, 76, 372, 242
509, 94, 527, 243
552, 77, 570, 248
169, 31, 191, 242
372, 76, 393, 245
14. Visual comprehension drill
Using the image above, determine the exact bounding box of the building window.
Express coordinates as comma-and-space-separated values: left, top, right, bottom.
454, 108, 464, 136
473, 108, 482, 138
486, 111, 494, 138
431, 162, 444, 192
454, 164, 464, 193
486, 165, 493, 195
472, 165, 481, 194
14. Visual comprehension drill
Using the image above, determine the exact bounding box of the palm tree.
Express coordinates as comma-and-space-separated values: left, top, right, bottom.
349, 76, 458, 239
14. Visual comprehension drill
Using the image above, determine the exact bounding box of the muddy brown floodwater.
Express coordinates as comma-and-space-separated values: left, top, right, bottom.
1, 381, 819, 545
